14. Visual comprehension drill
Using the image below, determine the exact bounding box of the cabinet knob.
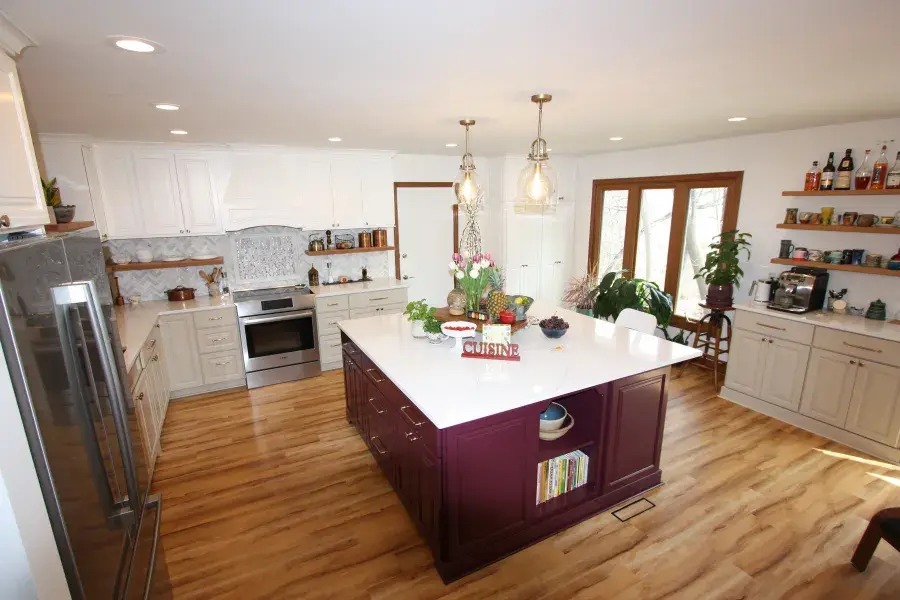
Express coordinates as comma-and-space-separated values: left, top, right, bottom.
858, 362, 865, 368
405, 431, 419, 443
849, 360, 856, 365
180, 229, 184, 233
402, 253, 407, 258
402, 275, 409, 280
137, 392, 144, 400
186, 229, 191, 233
761, 337, 767, 342
0, 215, 9, 228
768, 339, 773, 344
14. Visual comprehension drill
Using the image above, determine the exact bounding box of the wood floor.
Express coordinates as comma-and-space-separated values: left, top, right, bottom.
152, 368, 900, 599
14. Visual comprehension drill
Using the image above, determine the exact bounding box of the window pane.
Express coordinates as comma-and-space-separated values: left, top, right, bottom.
634, 188, 674, 286
676, 187, 727, 320
596, 190, 628, 275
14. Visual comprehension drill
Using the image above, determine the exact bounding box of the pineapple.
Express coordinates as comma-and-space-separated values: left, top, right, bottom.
486, 268, 507, 317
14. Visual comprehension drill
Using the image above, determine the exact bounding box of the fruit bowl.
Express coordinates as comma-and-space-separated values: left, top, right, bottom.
539, 315, 570, 339
506, 295, 534, 321
541, 327, 568, 339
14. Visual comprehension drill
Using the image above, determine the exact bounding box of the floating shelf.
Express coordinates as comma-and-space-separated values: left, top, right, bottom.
770, 257, 900, 277
45, 221, 94, 233
305, 246, 395, 256
106, 257, 224, 273
776, 223, 900, 234
782, 189, 900, 197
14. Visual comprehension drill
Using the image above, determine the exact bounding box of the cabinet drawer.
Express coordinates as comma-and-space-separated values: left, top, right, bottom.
349, 302, 406, 320
734, 310, 814, 345
195, 325, 240, 354
316, 295, 349, 312
138, 327, 161, 370
200, 350, 244, 384
813, 327, 900, 369
192, 308, 237, 330
348, 288, 408, 309
319, 333, 344, 364
317, 309, 349, 337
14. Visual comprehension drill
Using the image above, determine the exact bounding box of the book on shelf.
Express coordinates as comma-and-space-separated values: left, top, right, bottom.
536, 450, 589, 505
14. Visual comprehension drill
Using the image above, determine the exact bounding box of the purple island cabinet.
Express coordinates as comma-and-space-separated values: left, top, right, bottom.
340, 333, 671, 583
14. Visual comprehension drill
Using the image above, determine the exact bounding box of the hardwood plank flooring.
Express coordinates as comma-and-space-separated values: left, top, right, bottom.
152, 368, 900, 599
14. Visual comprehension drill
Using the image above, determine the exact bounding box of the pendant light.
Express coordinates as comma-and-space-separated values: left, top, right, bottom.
454, 119, 482, 207
517, 94, 556, 205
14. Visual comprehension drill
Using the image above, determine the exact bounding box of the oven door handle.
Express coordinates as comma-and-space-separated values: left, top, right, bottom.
241, 310, 314, 326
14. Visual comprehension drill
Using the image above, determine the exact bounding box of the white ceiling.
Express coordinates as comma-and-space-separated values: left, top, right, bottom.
6, 0, 900, 155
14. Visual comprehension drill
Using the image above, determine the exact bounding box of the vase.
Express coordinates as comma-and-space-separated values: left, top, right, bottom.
410, 320, 426, 338
447, 288, 466, 316
576, 307, 593, 317
705, 283, 733, 308
53, 205, 75, 224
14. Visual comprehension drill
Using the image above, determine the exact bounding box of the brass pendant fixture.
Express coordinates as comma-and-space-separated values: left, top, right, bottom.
517, 94, 557, 205
454, 119, 482, 207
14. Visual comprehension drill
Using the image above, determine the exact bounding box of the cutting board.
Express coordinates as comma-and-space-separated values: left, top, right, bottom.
433, 306, 528, 334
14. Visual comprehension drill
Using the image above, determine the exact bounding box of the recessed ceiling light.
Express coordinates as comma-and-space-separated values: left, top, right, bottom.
154, 103, 179, 111
108, 36, 163, 53
609, 137, 624, 141
445, 143, 458, 148
170, 130, 188, 135
727, 116, 747, 122
328, 137, 342, 142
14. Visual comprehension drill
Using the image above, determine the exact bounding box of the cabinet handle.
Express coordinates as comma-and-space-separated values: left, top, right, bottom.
343, 343, 358, 354
843, 342, 882, 354
212, 358, 232, 366
405, 431, 420, 443
146, 339, 157, 350
368, 397, 385, 414
400, 405, 425, 427
186, 229, 191, 233
211, 336, 227, 342
760, 337, 767, 342
756, 322, 786, 331
208, 316, 224, 321
768, 339, 773, 344
369, 297, 388, 302
152, 355, 159, 362
327, 302, 339, 307
180, 229, 184, 233
330, 342, 341, 348
858, 362, 865, 368
370, 436, 388, 455
137, 392, 145, 401
375, 307, 383, 312
366, 368, 385, 383
849, 360, 856, 365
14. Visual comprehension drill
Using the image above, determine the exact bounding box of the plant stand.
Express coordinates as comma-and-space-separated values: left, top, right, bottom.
679, 304, 732, 390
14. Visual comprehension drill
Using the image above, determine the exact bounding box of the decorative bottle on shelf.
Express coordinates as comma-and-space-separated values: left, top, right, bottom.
886, 152, 900, 190
871, 145, 890, 190
804, 161, 821, 191
819, 152, 836, 190
835, 149, 854, 190
308, 264, 319, 287
855, 149, 872, 190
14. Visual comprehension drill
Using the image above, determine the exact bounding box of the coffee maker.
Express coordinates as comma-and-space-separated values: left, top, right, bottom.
768, 267, 829, 313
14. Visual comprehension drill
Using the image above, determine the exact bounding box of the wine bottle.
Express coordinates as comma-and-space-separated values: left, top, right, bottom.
835, 149, 853, 190
871, 145, 889, 190
804, 161, 821, 191
819, 152, 836, 190
886, 152, 900, 190
855, 149, 872, 190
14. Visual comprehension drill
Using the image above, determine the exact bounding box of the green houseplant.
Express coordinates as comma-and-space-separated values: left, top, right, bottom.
590, 271, 673, 329
403, 299, 434, 338
694, 230, 752, 308
41, 177, 75, 223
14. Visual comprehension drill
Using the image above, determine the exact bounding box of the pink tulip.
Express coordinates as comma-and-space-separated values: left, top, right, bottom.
452, 253, 461, 262
484, 252, 492, 261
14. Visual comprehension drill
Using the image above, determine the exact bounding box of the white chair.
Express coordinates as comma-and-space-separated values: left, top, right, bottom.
614, 308, 656, 335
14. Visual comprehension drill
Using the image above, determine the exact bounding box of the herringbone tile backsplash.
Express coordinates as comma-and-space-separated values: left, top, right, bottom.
106, 227, 395, 301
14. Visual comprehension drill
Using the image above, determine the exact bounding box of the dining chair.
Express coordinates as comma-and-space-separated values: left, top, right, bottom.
851, 507, 900, 571
614, 308, 657, 335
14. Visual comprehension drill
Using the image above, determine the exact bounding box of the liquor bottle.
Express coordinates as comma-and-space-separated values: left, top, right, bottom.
855, 149, 872, 190
886, 152, 900, 189
871, 145, 890, 190
819, 152, 836, 190
834, 149, 853, 190
804, 161, 821, 191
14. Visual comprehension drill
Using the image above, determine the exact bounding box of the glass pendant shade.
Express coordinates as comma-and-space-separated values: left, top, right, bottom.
453, 120, 482, 206
517, 94, 556, 205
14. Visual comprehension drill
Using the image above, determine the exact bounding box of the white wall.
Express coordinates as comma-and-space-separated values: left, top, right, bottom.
0, 470, 36, 599
574, 118, 900, 313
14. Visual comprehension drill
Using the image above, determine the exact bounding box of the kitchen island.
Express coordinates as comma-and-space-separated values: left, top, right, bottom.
338, 302, 701, 582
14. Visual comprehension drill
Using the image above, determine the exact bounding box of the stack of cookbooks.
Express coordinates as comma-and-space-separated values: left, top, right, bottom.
536, 450, 589, 504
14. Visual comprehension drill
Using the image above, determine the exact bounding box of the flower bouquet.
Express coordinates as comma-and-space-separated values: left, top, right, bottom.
448, 252, 495, 320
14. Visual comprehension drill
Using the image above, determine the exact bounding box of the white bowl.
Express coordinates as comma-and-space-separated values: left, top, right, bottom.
135, 250, 154, 263
111, 257, 131, 265
539, 415, 575, 441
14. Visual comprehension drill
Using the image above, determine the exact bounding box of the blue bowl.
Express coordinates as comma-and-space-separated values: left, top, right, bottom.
541, 327, 568, 339
540, 402, 566, 421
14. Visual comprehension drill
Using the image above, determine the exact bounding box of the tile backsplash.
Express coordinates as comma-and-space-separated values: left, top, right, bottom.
105, 227, 396, 301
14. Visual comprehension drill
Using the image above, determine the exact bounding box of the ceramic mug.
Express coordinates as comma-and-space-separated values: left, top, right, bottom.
779, 240, 795, 258
857, 214, 877, 227
808, 249, 824, 262
784, 208, 798, 224
821, 207, 834, 225
843, 212, 858, 226
881, 216, 895, 226
799, 212, 813, 224
792, 247, 808, 260
842, 249, 853, 264
852, 249, 865, 265
826, 250, 843, 264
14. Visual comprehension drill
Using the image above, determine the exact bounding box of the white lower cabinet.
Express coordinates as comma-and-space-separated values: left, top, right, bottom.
845, 361, 900, 446
724, 329, 767, 397
129, 329, 171, 477
758, 338, 809, 411
159, 313, 204, 391
799, 349, 856, 427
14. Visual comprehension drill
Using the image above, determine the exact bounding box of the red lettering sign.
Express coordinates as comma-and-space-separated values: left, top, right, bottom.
461, 341, 521, 362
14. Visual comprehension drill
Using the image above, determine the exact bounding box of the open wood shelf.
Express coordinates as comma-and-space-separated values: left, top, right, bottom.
534, 484, 591, 517
537, 433, 595, 463
770, 257, 900, 277
106, 257, 224, 272
305, 246, 395, 256
782, 189, 900, 197
45, 221, 94, 233
776, 223, 900, 234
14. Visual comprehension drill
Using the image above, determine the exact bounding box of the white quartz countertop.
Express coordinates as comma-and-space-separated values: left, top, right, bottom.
309, 277, 409, 298
735, 301, 900, 343
114, 295, 235, 369
338, 301, 702, 429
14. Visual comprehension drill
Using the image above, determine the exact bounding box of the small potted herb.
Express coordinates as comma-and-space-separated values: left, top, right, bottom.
403, 299, 433, 338
694, 230, 752, 308
422, 314, 447, 344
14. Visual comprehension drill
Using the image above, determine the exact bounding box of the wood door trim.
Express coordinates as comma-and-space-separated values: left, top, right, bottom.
393, 182, 454, 280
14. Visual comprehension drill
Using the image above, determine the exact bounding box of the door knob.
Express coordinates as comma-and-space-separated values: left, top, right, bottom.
402, 253, 407, 258
402, 275, 409, 280
0, 215, 10, 228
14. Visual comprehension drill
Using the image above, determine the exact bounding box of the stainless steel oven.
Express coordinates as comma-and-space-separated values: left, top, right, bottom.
234, 285, 321, 388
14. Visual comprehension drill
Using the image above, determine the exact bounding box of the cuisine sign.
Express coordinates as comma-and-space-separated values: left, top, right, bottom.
461, 340, 521, 362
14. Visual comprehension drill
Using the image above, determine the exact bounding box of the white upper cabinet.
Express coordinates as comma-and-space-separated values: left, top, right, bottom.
360, 154, 395, 227
175, 154, 222, 234
94, 146, 143, 238
0, 54, 48, 228
133, 152, 183, 236
295, 153, 333, 230
330, 154, 364, 229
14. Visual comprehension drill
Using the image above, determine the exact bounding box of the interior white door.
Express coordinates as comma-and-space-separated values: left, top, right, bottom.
397, 187, 456, 307
844, 360, 900, 446
133, 153, 184, 236
175, 154, 222, 234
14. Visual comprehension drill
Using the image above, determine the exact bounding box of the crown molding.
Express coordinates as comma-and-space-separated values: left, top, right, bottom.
0, 12, 36, 57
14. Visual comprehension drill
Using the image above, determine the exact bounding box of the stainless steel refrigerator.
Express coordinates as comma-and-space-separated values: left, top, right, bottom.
0, 229, 170, 599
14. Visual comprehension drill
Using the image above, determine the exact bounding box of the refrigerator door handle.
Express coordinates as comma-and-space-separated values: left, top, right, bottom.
52, 281, 143, 524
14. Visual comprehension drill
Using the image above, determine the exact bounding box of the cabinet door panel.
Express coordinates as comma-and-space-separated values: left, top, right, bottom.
799, 349, 856, 427
133, 153, 184, 235
361, 155, 395, 227
845, 361, 900, 447
95, 148, 143, 237
158, 314, 203, 391
132, 371, 157, 472
724, 330, 766, 398
758, 338, 810, 411
175, 154, 222, 234
295, 154, 333, 230
330, 155, 364, 228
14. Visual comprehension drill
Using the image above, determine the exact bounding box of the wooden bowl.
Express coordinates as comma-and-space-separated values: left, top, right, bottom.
538, 415, 575, 441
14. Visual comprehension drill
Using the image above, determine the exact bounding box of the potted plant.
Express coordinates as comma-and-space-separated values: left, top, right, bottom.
590, 271, 673, 330
422, 313, 446, 344
448, 252, 495, 319
403, 299, 433, 338
694, 230, 752, 308
563, 272, 597, 316
41, 177, 75, 223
